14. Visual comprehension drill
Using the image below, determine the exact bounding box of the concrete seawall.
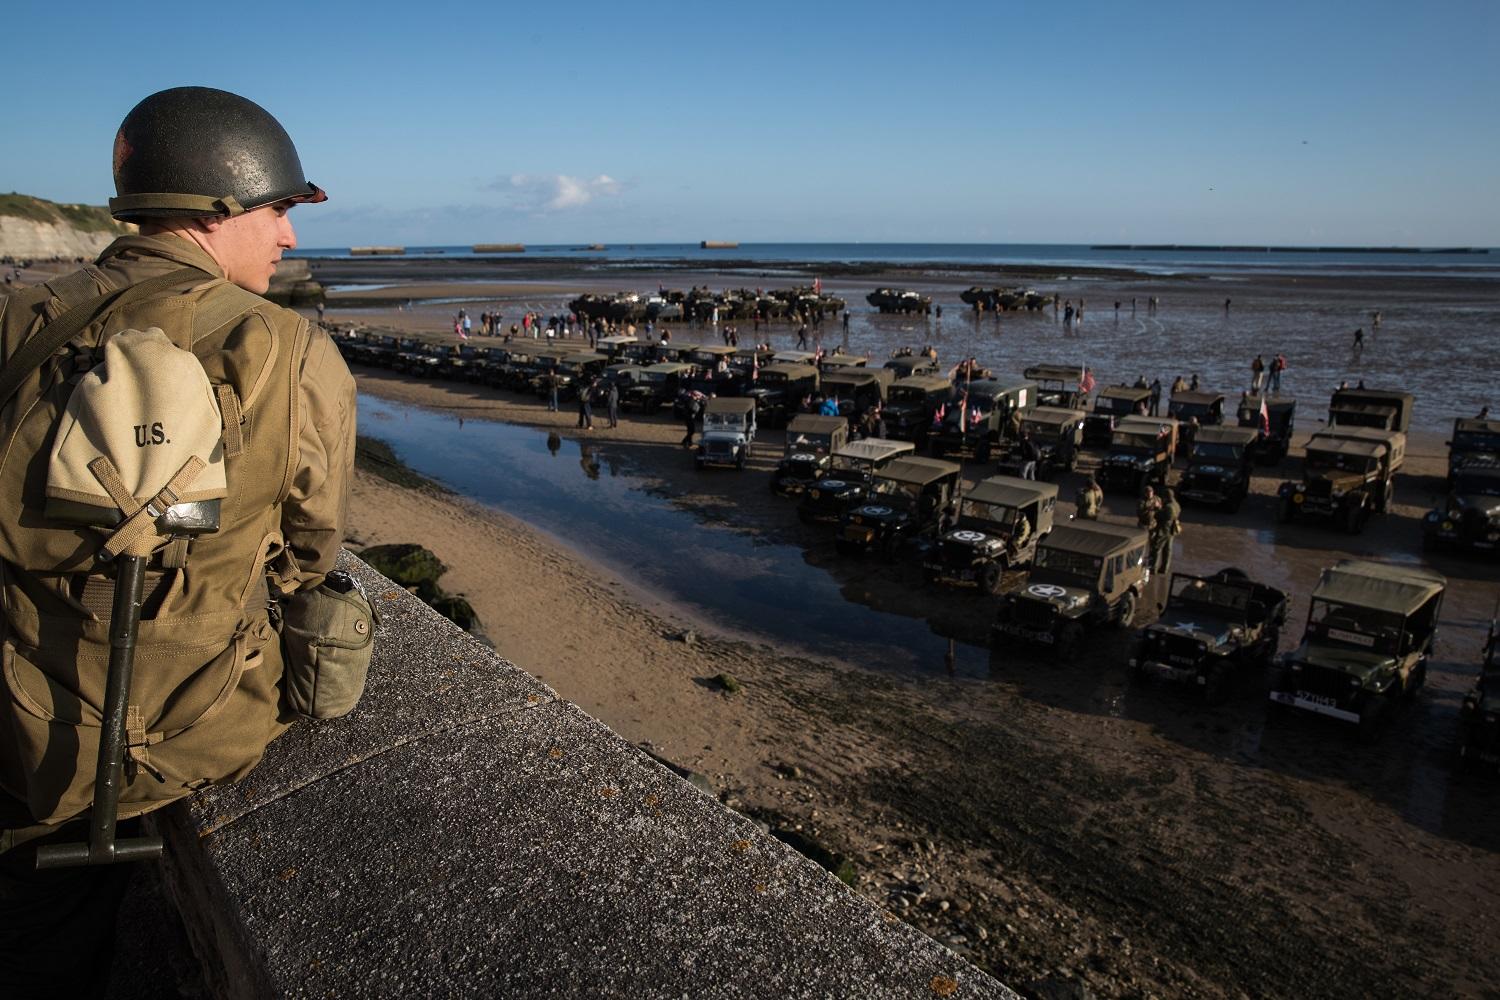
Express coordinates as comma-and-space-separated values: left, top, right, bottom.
140, 551, 1016, 998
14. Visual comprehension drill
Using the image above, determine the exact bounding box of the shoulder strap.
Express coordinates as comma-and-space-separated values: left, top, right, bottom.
191, 279, 270, 343
0, 266, 209, 411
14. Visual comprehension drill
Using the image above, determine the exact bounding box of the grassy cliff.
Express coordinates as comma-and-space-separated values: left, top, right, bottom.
0, 193, 129, 234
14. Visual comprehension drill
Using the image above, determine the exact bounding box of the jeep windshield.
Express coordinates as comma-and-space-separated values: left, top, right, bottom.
889, 386, 936, 406
786, 433, 833, 455
1306, 450, 1376, 475
1453, 430, 1500, 453
959, 497, 1019, 530
639, 371, 670, 383
1308, 599, 1404, 654
704, 413, 746, 430
1031, 547, 1101, 588
1168, 401, 1216, 420
1111, 432, 1161, 453
867, 479, 920, 511
759, 371, 792, 387
1170, 576, 1250, 621
1191, 441, 1244, 464
1095, 396, 1137, 416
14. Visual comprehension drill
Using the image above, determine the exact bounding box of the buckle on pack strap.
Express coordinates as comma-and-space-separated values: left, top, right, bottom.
125, 705, 166, 784
90, 456, 208, 559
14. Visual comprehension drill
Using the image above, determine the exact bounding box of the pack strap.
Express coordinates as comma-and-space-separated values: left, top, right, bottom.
215, 384, 245, 458
87, 455, 207, 559
0, 266, 210, 412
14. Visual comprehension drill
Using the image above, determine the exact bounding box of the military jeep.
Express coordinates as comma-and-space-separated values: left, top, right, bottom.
1097, 416, 1179, 495
923, 476, 1058, 593
1167, 390, 1226, 453
695, 397, 758, 470
991, 522, 1154, 661
1129, 568, 1289, 702
1422, 466, 1500, 552
1178, 425, 1260, 512
1277, 426, 1404, 533
884, 375, 954, 445
929, 378, 1037, 463
995, 406, 1085, 480
622, 362, 691, 414
797, 439, 915, 525
1268, 560, 1445, 741
884, 354, 940, 379
772, 414, 850, 496
1327, 387, 1414, 433
820, 369, 894, 418
835, 457, 962, 560
1455, 621, 1500, 772
1084, 385, 1152, 446
1237, 393, 1297, 465
1023, 365, 1087, 411
1446, 415, 1500, 485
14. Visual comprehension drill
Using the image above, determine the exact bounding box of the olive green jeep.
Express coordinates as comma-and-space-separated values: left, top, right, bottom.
1277, 426, 1404, 533
923, 476, 1058, 593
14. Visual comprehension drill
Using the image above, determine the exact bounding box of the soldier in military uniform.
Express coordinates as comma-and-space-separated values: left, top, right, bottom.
0, 87, 354, 996
1152, 486, 1181, 573
1074, 474, 1103, 520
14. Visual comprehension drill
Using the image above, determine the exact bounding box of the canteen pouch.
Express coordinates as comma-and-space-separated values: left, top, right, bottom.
280, 571, 377, 719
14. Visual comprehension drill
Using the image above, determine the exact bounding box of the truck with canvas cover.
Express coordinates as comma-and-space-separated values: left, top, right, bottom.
1446, 415, 1500, 484
884, 354, 940, 379
995, 406, 1085, 480
797, 439, 914, 525
835, 457, 961, 560
884, 375, 953, 445
820, 368, 893, 418
1178, 425, 1260, 512
1023, 364, 1087, 410
929, 378, 1036, 463
772, 414, 849, 496
818, 353, 870, 374
1084, 385, 1152, 446
991, 521, 1153, 662
1167, 389, 1226, 453
1268, 560, 1444, 741
1129, 568, 1289, 702
1237, 393, 1297, 464
923, 476, 1058, 593
1327, 387, 1414, 433
746, 362, 819, 428
621, 362, 691, 414
1277, 426, 1405, 533
1098, 416, 1179, 495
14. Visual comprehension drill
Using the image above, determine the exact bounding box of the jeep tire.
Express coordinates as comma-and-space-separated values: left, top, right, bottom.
980, 562, 1003, 595
1116, 590, 1138, 629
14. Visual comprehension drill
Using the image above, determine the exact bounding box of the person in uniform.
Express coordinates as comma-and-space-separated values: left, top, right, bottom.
1153, 486, 1181, 573
1137, 483, 1162, 531
0, 87, 354, 996
1075, 474, 1103, 520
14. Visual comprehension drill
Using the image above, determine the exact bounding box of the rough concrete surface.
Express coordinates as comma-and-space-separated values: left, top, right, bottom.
157, 554, 1016, 999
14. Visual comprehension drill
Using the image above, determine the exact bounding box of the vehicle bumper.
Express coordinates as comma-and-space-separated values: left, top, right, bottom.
992, 620, 1056, 645
1133, 658, 1203, 685
1267, 690, 1360, 724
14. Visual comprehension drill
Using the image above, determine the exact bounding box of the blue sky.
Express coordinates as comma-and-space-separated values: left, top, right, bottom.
4, 0, 1496, 247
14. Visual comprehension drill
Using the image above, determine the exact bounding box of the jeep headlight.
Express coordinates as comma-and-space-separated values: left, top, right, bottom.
1293, 493, 1305, 504
1135, 457, 1153, 470
1331, 487, 1345, 498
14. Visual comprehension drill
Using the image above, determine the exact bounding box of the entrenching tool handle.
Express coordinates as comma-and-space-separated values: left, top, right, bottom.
35, 555, 164, 868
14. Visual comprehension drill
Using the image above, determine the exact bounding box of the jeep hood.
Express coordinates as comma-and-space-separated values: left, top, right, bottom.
1150, 610, 1233, 645
1453, 494, 1500, 516
1292, 643, 1396, 682
1016, 580, 1092, 611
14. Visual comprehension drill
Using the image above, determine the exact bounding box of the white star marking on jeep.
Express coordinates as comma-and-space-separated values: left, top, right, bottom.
858, 505, 892, 516
1028, 584, 1067, 599
820, 480, 847, 490
952, 530, 987, 543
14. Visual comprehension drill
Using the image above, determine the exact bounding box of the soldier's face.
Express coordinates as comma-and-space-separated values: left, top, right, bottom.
202, 202, 298, 294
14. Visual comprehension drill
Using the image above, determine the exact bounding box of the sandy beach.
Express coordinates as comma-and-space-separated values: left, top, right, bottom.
330, 253, 1500, 1000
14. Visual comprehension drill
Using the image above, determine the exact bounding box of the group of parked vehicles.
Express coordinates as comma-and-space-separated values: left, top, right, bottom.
334, 327, 1494, 756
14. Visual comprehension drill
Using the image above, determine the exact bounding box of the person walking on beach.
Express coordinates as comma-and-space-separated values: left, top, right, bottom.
577, 378, 595, 430
1270, 353, 1285, 392
1149, 377, 1163, 417
546, 365, 560, 411
796, 323, 810, 350
1063, 302, 1074, 328
606, 379, 620, 428
1352, 327, 1365, 354
1251, 354, 1265, 393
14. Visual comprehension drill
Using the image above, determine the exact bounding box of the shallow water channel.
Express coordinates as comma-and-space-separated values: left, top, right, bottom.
360, 393, 993, 677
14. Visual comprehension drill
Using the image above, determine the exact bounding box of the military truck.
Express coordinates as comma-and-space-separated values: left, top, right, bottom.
695, 397, 758, 470
1422, 466, 1500, 552
797, 439, 915, 525
820, 369, 894, 418
1327, 387, 1414, 433
621, 362, 692, 414
1277, 426, 1404, 533
835, 457, 962, 560
1129, 568, 1289, 702
929, 378, 1037, 463
1268, 560, 1445, 741
923, 476, 1058, 593
771, 349, 819, 367
992, 522, 1154, 660
594, 334, 640, 362
1455, 621, 1500, 772
534, 352, 608, 401
1097, 416, 1179, 495
1446, 414, 1500, 484
1237, 393, 1297, 465
1083, 385, 1152, 446
884, 375, 954, 446
1178, 425, 1260, 512
884, 354, 940, 379
745, 362, 820, 428
1167, 390, 1226, 453
866, 288, 932, 314
1023, 365, 1087, 410
995, 406, 1085, 480
817, 353, 870, 374
772, 414, 850, 496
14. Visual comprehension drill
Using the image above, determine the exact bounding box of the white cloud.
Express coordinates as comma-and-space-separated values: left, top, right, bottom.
497, 173, 622, 212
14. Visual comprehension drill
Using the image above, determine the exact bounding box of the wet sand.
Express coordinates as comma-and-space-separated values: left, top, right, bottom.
341, 304, 1500, 1000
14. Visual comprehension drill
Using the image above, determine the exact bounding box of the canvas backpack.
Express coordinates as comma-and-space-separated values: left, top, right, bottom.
0, 263, 305, 832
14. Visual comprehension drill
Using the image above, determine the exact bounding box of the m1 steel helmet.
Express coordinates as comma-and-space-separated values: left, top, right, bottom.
109, 87, 326, 222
